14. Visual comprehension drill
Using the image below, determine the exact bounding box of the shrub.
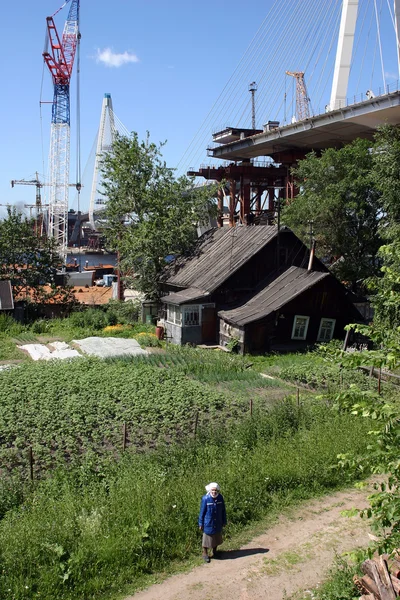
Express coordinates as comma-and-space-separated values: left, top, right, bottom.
135, 332, 160, 347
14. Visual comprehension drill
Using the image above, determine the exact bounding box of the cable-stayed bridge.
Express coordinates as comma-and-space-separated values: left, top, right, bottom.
178, 0, 400, 176
183, 0, 400, 227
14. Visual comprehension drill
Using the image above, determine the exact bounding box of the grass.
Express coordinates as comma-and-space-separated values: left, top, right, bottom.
0, 396, 372, 600
0, 316, 387, 600
296, 556, 361, 600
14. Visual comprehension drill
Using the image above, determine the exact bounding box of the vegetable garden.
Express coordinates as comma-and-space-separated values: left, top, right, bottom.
0, 344, 381, 600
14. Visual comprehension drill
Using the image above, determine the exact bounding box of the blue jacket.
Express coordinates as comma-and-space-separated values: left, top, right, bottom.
198, 493, 227, 535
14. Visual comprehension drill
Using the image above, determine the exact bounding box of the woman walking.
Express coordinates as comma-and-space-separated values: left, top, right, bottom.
198, 482, 227, 563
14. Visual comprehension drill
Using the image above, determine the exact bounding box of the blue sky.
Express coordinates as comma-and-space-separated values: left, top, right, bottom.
1, 0, 399, 216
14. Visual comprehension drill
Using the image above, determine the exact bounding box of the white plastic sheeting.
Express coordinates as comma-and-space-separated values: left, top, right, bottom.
72, 337, 148, 358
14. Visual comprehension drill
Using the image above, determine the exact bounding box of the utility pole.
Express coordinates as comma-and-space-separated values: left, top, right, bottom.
249, 81, 257, 129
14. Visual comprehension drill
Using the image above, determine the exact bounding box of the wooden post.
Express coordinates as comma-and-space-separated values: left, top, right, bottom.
296, 387, 300, 407
28, 446, 34, 482
342, 329, 350, 351
194, 411, 199, 438
378, 368, 382, 395
122, 422, 127, 451
250, 398, 253, 417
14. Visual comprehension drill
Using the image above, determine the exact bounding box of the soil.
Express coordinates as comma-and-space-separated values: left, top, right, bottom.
125, 482, 375, 600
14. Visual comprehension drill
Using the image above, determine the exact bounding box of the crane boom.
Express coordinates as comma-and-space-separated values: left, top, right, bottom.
43, 0, 80, 260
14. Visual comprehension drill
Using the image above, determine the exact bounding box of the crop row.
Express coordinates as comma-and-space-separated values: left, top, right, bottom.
0, 353, 281, 477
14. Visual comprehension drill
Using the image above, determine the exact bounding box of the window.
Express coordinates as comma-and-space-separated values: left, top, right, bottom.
317, 318, 336, 342
291, 315, 310, 340
183, 305, 200, 327
167, 304, 181, 325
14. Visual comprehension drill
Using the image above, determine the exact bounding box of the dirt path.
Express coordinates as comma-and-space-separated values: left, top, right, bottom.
126, 483, 374, 600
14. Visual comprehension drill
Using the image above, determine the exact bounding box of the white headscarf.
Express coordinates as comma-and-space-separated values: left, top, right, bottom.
205, 482, 220, 493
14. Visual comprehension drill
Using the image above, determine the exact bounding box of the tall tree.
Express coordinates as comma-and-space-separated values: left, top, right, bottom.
368, 125, 400, 327
100, 132, 217, 300
0, 207, 60, 297
282, 139, 382, 291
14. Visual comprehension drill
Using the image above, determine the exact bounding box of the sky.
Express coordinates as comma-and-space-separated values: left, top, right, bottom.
1, 0, 399, 217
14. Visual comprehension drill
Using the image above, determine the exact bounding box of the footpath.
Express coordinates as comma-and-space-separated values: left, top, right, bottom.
126, 483, 374, 600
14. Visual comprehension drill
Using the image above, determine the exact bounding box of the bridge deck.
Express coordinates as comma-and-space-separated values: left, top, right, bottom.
210, 90, 400, 163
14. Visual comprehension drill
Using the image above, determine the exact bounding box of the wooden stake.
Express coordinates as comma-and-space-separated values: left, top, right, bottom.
122, 422, 127, 451
250, 398, 253, 417
194, 411, 199, 438
28, 446, 34, 481
296, 387, 300, 407
378, 368, 382, 395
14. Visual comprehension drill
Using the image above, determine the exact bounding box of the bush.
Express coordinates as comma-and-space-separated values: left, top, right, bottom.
0, 314, 25, 335
135, 332, 161, 347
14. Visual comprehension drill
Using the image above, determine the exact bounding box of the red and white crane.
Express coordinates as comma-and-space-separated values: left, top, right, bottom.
43, 0, 80, 259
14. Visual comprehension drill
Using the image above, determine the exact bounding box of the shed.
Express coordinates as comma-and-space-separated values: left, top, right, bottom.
218, 266, 362, 353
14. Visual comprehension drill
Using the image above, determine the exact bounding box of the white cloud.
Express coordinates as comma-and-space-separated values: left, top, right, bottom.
96, 47, 139, 68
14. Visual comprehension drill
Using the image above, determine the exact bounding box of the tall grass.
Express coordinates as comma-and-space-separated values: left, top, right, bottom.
0, 399, 371, 600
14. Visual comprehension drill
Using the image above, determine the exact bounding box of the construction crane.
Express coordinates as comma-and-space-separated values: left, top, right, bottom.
285, 71, 311, 121
10, 173, 43, 219
42, 0, 80, 260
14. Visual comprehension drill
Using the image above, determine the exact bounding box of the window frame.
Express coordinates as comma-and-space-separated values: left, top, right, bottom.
291, 315, 310, 340
317, 317, 336, 342
166, 304, 182, 326
182, 304, 200, 327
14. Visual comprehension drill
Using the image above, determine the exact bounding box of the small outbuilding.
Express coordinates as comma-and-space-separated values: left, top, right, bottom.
218, 266, 361, 354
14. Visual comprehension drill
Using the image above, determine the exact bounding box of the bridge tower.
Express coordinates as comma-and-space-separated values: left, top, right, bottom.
89, 93, 117, 229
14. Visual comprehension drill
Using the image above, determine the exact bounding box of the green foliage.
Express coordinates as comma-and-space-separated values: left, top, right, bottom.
0, 395, 371, 600
0, 314, 25, 335
0, 207, 61, 297
307, 555, 361, 600
226, 337, 240, 353
100, 132, 217, 299
284, 139, 382, 291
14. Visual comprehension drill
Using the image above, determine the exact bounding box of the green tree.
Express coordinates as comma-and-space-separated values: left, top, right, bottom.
0, 207, 60, 295
0, 207, 76, 310
368, 125, 400, 327
100, 132, 217, 300
283, 139, 382, 291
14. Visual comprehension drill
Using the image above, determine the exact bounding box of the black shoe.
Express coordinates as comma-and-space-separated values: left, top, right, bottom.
202, 554, 210, 563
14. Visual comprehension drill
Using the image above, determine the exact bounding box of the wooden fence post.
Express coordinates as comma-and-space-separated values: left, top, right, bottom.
250, 398, 253, 417
122, 422, 127, 451
28, 446, 34, 482
194, 411, 199, 438
378, 368, 382, 395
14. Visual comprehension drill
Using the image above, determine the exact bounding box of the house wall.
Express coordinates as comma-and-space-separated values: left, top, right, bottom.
219, 320, 244, 349
165, 302, 212, 346
242, 277, 359, 354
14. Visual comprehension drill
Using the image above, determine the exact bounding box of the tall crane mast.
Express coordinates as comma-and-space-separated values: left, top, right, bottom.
285, 71, 311, 121
43, 0, 80, 260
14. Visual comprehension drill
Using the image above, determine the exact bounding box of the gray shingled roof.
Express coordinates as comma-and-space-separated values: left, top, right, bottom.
0, 281, 14, 310
165, 225, 279, 292
218, 266, 328, 326
161, 287, 209, 305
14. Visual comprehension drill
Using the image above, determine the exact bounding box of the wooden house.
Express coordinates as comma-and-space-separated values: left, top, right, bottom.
161, 225, 361, 352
